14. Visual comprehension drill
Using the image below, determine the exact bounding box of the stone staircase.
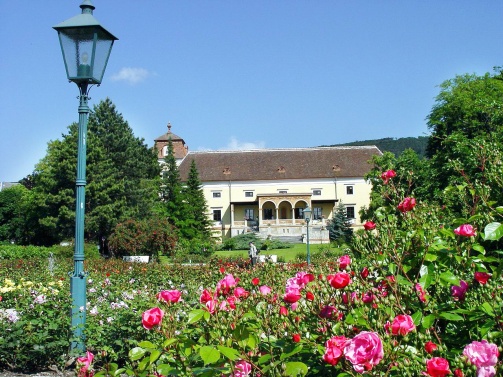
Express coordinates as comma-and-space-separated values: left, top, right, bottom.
264, 235, 304, 244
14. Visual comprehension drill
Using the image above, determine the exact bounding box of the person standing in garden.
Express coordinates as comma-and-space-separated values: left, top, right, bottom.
248, 241, 258, 267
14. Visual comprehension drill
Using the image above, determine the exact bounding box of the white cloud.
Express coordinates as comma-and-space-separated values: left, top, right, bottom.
223, 137, 266, 150
196, 137, 266, 152
110, 67, 152, 85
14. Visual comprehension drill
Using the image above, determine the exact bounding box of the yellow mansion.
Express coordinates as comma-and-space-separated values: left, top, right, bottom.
155, 124, 381, 242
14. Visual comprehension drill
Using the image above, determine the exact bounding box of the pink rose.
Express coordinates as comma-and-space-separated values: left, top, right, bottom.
156, 289, 182, 303
381, 169, 396, 184
362, 292, 375, 304
205, 298, 217, 314
398, 197, 416, 213
391, 314, 416, 336
338, 255, 351, 269
474, 272, 491, 285
327, 272, 351, 289
233, 287, 249, 298
231, 360, 252, 377
416, 283, 427, 303
451, 280, 468, 301
344, 331, 384, 373
463, 340, 499, 374
216, 274, 239, 296
259, 285, 272, 295
77, 351, 94, 377
477, 366, 496, 377
142, 307, 164, 330
288, 271, 314, 289
454, 224, 476, 237
283, 287, 302, 303
323, 335, 348, 366
425, 357, 451, 377
363, 221, 376, 230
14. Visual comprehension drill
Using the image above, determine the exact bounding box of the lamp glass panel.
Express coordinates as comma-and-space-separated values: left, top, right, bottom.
58, 28, 96, 80
92, 33, 114, 82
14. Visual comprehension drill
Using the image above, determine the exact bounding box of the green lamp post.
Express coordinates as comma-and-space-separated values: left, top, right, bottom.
53, 0, 117, 353
303, 206, 312, 265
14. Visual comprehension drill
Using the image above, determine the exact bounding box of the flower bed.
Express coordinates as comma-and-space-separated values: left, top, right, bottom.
1, 189, 502, 376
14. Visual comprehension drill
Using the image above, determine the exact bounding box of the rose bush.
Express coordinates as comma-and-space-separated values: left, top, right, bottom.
0, 169, 502, 375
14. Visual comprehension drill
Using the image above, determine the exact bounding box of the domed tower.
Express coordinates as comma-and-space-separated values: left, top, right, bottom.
154, 122, 189, 165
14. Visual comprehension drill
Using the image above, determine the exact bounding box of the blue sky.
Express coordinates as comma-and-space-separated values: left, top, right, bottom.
1, 1, 502, 182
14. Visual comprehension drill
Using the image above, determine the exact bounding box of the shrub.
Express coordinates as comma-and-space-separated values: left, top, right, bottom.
108, 218, 177, 258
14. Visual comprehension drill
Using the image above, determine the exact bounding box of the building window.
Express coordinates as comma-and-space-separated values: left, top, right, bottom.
263, 208, 273, 220
245, 209, 254, 220
213, 192, 221, 198
346, 206, 355, 219
245, 191, 254, 197
346, 186, 354, 195
314, 207, 322, 220
294, 208, 304, 219
313, 189, 321, 196
213, 209, 222, 221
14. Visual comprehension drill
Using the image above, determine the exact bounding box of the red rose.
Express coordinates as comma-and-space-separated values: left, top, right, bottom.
425, 357, 451, 377
251, 277, 260, 286
292, 334, 301, 343
474, 272, 491, 285
363, 221, 376, 230
398, 197, 416, 213
360, 267, 369, 279
453, 369, 463, 377
306, 291, 314, 301
327, 272, 351, 289
381, 169, 396, 184
279, 306, 288, 316
425, 341, 438, 354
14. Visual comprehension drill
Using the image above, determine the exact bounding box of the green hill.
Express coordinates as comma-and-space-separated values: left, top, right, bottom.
323, 136, 429, 158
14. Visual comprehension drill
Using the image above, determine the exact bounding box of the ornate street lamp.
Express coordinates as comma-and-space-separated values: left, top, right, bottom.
53, 0, 117, 353
304, 206, 312, 265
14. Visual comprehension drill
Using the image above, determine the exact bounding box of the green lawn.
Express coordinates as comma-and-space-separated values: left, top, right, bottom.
214, 242, 334, 262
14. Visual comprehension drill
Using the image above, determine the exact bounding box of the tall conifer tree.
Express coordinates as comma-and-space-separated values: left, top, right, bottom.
184, 159, 212, 239
161, 138, 187, 231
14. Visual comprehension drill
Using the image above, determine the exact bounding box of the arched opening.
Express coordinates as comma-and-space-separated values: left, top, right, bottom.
278, 200, 293, 220
261, 201, 276, 220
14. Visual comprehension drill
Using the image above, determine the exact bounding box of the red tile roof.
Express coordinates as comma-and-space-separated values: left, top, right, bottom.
178, 146, 381, 182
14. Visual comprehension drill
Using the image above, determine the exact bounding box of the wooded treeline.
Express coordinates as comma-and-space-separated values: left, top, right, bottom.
326, 136, 429, 158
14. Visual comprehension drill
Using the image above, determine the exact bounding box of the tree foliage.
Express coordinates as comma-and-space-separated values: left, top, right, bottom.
183, 159, 212, 239
425, 71, 503, 200
159, 142, 213, 243
327, 136, 429, 158
108, 217, 177, 258
25, 98, 160, 246
326, 202, 353, 243
0, 185, 29, 243
159, 139, 186, 231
